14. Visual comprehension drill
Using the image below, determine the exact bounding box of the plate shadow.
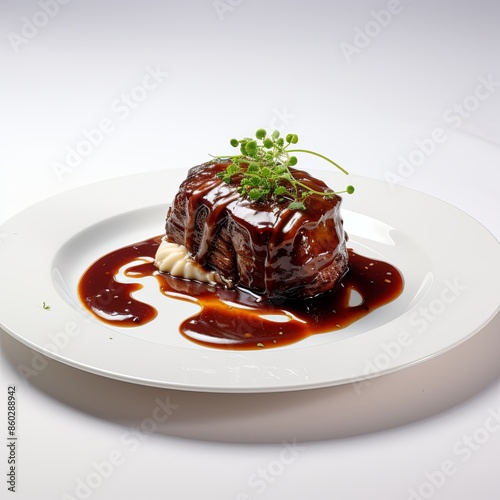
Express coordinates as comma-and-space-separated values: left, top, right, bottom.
1, 312, 499, 444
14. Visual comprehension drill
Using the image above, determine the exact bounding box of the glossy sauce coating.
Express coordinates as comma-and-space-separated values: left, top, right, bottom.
78, 236, 404, 349
164, 162, 348, 298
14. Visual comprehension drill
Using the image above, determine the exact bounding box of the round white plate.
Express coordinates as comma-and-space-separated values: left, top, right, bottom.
0, 170, 498, 392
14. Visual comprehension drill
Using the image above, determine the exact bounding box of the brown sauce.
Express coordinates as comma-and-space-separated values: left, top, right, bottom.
77, 236, 404, 349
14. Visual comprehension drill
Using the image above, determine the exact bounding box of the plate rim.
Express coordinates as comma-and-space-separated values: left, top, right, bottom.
0, 169, 499, 393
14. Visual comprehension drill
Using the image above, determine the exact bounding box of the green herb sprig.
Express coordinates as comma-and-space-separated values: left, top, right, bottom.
212, 128, 354, 210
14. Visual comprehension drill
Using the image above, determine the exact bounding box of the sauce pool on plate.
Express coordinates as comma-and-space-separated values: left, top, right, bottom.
77, 236, 404, 349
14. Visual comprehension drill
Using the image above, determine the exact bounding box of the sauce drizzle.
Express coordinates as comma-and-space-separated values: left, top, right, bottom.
78, 236, 404, 349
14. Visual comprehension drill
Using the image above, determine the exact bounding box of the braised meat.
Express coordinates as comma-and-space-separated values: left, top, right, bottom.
163, 161, 348, 299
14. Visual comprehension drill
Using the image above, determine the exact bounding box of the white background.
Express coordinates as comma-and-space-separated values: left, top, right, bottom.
1, 1, 499, 499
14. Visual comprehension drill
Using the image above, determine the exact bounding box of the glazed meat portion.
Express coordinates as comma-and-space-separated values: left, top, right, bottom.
163, 161, 348, 299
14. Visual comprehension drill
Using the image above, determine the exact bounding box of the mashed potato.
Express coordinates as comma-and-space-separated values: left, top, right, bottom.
154, 237, 220, 285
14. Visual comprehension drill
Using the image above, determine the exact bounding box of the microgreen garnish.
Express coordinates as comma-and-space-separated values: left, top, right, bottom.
212, 128, 354, 210
42, 302, 50, 310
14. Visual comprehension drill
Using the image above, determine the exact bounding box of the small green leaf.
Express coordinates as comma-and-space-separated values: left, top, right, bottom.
261, 167, 272, 178
248, 188, 265, 200
288, 201, 307, 210
245, 140, 258, 157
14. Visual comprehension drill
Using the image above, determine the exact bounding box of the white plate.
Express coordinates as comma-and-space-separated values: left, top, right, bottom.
0, 170, 498, 392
